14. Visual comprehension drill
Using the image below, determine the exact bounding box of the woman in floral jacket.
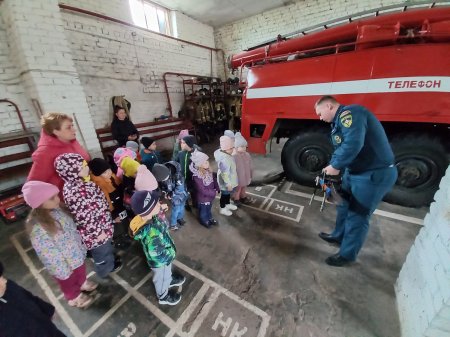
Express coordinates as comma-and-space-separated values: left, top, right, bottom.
22, 181, 97, 308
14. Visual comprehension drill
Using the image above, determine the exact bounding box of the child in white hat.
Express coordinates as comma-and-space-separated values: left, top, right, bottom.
214, 136, 238, 216
189, 150, 220, 227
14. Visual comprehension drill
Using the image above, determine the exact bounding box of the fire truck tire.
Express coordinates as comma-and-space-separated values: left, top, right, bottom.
281, 131, 333, 185
384, 136, 448, 207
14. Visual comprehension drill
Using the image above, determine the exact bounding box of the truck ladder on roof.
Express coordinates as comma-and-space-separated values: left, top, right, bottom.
246, 0, 450, 51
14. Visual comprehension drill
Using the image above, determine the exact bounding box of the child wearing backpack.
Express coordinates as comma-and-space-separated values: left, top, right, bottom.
156, 161, 189, 230
130, 190, 185, 306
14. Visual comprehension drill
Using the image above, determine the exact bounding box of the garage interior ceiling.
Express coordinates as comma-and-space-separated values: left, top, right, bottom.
153, 0, 297, 27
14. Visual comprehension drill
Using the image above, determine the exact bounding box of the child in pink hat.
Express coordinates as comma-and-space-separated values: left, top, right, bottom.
22, 181, 97, 309
232, 132, 253, 206
135, 165, 158, 191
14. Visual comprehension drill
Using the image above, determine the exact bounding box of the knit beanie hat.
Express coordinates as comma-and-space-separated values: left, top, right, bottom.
131, 190, 160, 216
121, 157, 140, 177
224, 130, 235, 139
182, 135, 196, 149
113, 147, 136, 166
135, 165, 158, 191
190, 149, 209, 167
220, 135, 234, 151
126, 141, 139, 152
141, 137, 155, 149
88, 158, 111, 176
22, 181, 59, 209
177, 129, 189, 140
234, 132, 248, 147
152, 163, 170, 182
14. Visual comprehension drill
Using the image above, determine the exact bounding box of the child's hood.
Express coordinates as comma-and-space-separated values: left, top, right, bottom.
121, 157, 140, 177
90, 173, 117, 193
165, 161, 181, 177
54, 153, 85, 182
130, 215, 148, 237
213, 148, 225, 162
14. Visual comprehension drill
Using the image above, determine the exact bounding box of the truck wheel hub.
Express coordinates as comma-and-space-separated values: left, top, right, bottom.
299, 148, 327, 172
396, 158, 433, 188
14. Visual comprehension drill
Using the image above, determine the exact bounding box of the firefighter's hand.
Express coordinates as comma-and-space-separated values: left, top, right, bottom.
323, 165, 340, 176
226, 184, 233, 192
160, 203, 169, 212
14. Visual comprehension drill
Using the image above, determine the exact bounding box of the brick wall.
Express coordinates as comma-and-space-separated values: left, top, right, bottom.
396, 166, 450, 337
1, 0, 101, 156
174, 11, 215, 48
214, 0, 406, 57
0, 15, 40, 191
61, 0, 133, 23
59, 1, 220, 129
0, 17, 38, 133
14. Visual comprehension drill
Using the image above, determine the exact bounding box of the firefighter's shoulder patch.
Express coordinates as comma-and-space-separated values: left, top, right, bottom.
340, 114, 352, 128
340, 110, 351, 118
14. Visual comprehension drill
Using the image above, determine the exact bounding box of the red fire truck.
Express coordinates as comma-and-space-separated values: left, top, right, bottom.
229, 5, 450, 207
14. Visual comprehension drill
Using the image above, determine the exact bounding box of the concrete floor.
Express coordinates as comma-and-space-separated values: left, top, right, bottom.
0, 178, 425, 337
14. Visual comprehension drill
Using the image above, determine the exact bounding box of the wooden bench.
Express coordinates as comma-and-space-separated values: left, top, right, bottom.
95, 118, 195, 158
0, 132, 37, 179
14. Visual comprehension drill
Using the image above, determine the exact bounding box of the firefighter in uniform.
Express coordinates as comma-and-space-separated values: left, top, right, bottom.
314, 95, 397, 267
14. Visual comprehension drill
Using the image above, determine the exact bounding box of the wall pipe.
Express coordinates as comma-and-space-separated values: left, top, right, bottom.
0, 99, 37, 153
0, 99, 27, 132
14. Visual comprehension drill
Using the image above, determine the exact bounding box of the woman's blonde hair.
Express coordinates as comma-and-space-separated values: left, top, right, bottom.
25, 204, 73, 236
40, 112, 73, 136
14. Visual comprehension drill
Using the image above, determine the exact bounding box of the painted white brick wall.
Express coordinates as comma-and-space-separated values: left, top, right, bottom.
215, 0, 408, 58
0, 14, 41, 192
1, 0, 101, 157
0, 17, 38, 133
59, 1, 220, 129
174, 11, 215, 48
0, 0, 219, 194
61, 0, 133, 23
396, 165, 450, 337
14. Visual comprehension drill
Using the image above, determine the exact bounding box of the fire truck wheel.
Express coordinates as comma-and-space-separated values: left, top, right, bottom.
384, 136, 448, 207
281, 131, 333, 185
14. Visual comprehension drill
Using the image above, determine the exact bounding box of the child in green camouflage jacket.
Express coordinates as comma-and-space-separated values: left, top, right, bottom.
130, 190, 185, 306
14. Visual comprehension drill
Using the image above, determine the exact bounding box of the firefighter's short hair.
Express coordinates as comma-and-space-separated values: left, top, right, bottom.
315, 95, 338, 107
